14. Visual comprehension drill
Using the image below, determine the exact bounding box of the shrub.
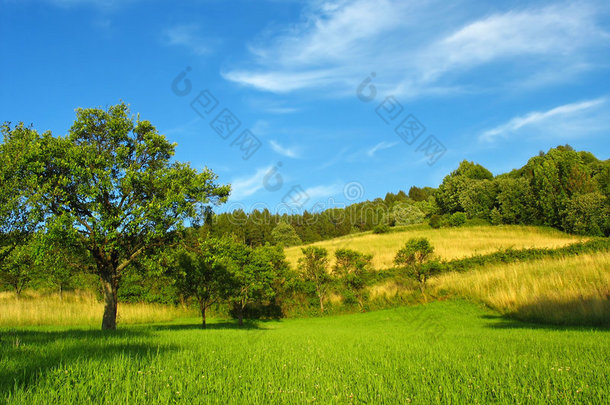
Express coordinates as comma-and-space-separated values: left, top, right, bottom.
429, 214, 442, 229
449, 212, 467, 227
373, 224, 390, 234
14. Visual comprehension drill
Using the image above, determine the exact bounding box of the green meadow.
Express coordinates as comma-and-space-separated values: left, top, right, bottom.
2, 300, 608, 404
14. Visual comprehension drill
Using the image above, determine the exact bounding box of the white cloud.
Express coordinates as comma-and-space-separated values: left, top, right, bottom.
163, 24, 214, 55
269, 140, 300, 158
367, 141, 398, 157
223, 0, 609, 98
303, 183, 342, 200
479, 97, 609, 142
229, 166, 273, 200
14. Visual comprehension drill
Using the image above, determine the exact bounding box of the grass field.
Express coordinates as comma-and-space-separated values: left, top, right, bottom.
284, 225, 585, 270
2, 300, 608, 404
430, 252, 610, 326
0, 291, 194, 327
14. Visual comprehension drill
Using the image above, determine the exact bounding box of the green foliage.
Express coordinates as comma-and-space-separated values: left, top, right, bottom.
495, 177, 537, 224
561, 192, 609, 236
373, 224, 390, 234
333, 248, 373, 310
408, 186, 434, 202
171, 237, 235, 327
394, 238, 434, 268
384, 203, 425, 226
2, 104, 229, 329
211, 238, 290, 324
448, 212, 467, 227
298, 246, 331, 313
433, 146, 607, 236
394, 237, 437, 296
428, 214, 442, 229
0, 242, 36, 295
271, 221, 302, 247
489, 207, 503, 225
459, 179, 497, 219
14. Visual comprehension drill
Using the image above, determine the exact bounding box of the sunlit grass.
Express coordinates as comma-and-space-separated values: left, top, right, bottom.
2, 300, 608, 404
285, 225, 585, 270
0, 291, 195, 327
430, 252, 610, 326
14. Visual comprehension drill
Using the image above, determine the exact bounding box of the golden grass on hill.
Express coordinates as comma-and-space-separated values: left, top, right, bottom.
429, 252, 610, 325
0, 290, 194, 327
285, 225, 585, 271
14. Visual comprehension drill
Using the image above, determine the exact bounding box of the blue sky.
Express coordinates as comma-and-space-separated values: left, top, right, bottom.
1, 0, 609, 214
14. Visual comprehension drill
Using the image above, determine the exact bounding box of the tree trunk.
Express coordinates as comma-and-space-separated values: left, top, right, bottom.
420, 280, 427, 303
199, 300, 207, 329
101, 277, 118, 330
59, 284, 63, 301
318, 292, 324, 314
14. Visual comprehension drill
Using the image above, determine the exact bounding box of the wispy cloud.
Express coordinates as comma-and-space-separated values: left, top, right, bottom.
228, 166, 272, 200
223, 0, 609, 98
163, 24, 214, 55
304, 183, 342, 201
479, 97, 609, 142
270, 140, 300, 158
367, 141, 398, 157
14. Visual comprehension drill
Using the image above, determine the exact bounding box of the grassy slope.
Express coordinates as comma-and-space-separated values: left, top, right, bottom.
2, 300, 608, 404
284, 225, 585, 270
430, 252, 610, 326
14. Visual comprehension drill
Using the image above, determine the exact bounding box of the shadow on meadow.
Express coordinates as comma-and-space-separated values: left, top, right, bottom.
0, 328, 176, 398
146, 319, 270, 332
481, 299, 610, 331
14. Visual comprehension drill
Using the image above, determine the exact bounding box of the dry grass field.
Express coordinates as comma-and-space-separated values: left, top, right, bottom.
0, 291, 194, 327
285, 225, 585, 270
429, 252, 610, 325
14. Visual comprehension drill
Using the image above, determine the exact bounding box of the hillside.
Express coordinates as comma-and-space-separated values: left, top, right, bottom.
284, 225, 586, 270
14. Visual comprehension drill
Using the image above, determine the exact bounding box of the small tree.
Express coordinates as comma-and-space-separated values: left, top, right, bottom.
219, 239, 285, 326
298, 246, 331, 313
394, 238, 439, 299
173, 237, 233, 328
332, 248, 372, 311
271, 221, 302, 247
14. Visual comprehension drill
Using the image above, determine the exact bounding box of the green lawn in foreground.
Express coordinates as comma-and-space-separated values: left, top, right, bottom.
2, 300, 608, 404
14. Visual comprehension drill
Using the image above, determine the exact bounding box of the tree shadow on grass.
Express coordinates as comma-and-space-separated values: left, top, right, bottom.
481, 311, 610, 332
147, 319, 270, 332
0, 328, 176, 398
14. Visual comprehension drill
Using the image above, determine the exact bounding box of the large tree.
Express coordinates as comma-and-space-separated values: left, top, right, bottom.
10, 103, 229, 329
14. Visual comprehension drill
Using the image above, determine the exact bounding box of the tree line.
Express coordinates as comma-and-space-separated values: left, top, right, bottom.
206, 145, 609, 244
